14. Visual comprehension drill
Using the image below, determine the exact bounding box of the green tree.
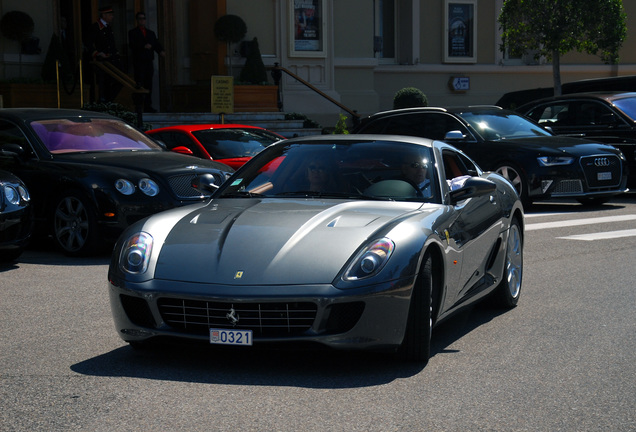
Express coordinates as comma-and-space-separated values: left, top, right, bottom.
498, 0, 627, 95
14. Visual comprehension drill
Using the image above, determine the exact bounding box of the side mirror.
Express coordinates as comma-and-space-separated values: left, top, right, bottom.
0, 143, 25, 159
449, 177, 496, 205
194, 173, 220, 193
171, 146, 194, 156
443, 130, 465, 140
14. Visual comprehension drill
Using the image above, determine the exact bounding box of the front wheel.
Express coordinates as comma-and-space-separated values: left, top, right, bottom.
398, 253, 433, 363
490, 218, 523, 308
495, 163, 529, 206
52, 191, 101, 256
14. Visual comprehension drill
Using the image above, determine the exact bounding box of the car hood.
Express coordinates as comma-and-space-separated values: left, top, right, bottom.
152, 198, 429, 285
56, 151, 232, 174
496, 136, 621, 157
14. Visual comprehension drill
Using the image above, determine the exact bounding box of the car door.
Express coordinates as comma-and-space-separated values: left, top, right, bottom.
441, 149, 503, 303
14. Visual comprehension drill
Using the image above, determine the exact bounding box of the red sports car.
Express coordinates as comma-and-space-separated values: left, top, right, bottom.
147, 124, 286, 169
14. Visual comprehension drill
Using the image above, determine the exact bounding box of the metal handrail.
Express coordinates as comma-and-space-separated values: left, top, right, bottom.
270, 63, 360, 124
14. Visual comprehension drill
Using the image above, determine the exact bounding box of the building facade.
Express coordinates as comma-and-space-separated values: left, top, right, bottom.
1, 0, 635, 127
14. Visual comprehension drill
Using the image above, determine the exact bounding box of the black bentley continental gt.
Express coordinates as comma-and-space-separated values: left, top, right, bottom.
0, 170, 32, 262
0, 108, 233, 256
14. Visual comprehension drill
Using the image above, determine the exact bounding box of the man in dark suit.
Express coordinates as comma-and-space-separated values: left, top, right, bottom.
128, 11, 165, 112
86, 5, 123, 102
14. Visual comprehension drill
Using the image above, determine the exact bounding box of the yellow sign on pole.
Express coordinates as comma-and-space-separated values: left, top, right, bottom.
211, 76, 234, 114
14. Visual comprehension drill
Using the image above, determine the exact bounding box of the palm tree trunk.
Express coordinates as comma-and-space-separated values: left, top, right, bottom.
552, 49, 562, 96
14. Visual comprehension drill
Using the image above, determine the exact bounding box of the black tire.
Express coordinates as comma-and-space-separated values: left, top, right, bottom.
52, 191, 101, 256
495, 163, 530, 207
577, 197, 609, 206
490, 218, 523, 308
0, 247, 25, 263
398, 253, 433, 363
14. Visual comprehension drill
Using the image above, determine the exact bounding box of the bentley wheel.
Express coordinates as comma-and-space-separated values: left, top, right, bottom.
52, 191, 100, 256
491, 218, 523, 308
398, 253, 433, 363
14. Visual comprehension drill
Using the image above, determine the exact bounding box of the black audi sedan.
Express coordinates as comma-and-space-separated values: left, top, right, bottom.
0, 170, 32, 262
353, 106, 628, 207
517, 92, 636, 188
0, 108, 233, 256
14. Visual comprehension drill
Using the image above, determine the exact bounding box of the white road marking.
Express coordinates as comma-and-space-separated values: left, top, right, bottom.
525, 214, 636, 231
557, 229, 636, 241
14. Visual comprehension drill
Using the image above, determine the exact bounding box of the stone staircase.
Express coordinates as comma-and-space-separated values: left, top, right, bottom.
141, 112, 323, 138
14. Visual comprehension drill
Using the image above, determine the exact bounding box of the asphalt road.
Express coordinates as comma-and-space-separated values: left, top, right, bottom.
1, 195, 635, 431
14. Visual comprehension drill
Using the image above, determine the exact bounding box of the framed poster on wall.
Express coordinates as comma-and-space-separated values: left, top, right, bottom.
289, 0, 326, 57
444, 0, 477, 63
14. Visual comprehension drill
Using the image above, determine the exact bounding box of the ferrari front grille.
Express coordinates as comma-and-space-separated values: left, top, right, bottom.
168, 173, 217, 199
157, 298, 317, 337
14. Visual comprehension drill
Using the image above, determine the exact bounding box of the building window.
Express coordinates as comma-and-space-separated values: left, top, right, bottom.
375, 0, 395, 61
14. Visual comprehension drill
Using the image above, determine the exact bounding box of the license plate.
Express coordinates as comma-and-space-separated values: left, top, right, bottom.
597, 172, 612, 181
210, 328, 252, 346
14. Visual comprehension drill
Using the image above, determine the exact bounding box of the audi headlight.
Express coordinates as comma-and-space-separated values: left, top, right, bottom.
343, 238, 395, 281
139, 178, 159, 196
537, 156, 574, 166
119, 232, 153, 274
115, 179, 135, 195
3, 185, 19, 205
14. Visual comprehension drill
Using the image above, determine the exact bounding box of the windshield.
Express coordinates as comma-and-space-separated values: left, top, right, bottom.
612, 97, 636, 121
459, 111, 552, 141
31, 118, 163, 154
191, 129, 281, 158
217, 139, 440, 203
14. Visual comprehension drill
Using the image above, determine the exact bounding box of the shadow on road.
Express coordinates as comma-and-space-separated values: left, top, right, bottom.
70, 303, 509, 388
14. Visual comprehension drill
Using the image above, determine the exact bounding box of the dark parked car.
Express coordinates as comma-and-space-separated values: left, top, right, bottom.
108, 134, 524, 364
147, 124, 286, 170
0, 170, 32, 262
0, 108, 233, 256
353, 106, 628, 206
517, 92, 636, 188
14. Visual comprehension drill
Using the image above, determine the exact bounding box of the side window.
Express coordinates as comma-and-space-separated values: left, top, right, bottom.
528, 103, 569, 125
442, 150, 471, 181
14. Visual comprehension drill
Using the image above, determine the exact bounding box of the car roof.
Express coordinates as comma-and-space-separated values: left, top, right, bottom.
360, 105, 507, 122
517, 91, 636, 110
282, 133, 437, 147
0, 108, 117, 122
147, 123, 277, 133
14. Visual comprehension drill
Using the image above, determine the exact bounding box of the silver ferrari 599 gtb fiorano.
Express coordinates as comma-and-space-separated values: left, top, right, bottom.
108, 134, 524, 364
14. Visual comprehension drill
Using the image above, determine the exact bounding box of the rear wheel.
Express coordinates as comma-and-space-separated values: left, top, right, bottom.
398, 253, 433, 363
52, 191, 100, 256
490, 218, 523, 308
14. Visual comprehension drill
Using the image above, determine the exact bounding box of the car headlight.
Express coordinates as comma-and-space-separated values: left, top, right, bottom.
17, 185, 30, 202
537, 156, 574, 166
343, 238, 394, 281
115, 179, 135, 195
3, 185, 20, 205
139, 178, 159, 196
119, 232, 153, 274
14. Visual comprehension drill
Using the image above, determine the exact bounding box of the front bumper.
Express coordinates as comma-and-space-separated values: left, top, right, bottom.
108, 275, 415, 352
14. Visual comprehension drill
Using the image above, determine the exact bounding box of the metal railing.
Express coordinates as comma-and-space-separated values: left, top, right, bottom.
270, 63, 360, 125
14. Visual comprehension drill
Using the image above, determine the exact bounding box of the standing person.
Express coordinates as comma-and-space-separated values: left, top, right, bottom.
128, 11, 165, 113
86, 5, 123, 102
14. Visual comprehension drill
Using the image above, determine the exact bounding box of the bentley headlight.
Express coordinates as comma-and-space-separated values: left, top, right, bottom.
3, 185, 20, 205
17, 185, 30, 202
537, 156, 574, 166
343, 238, 394, 281
120, 232, 153, 274
115, 179, 135, 195
139, 178, 159, 196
